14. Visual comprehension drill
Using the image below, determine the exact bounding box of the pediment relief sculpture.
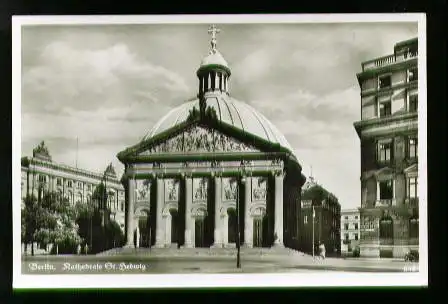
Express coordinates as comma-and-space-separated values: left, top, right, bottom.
139, 126, 259, 155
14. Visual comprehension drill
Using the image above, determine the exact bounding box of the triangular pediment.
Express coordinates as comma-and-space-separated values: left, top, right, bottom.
137, 125, 260, 156
404, 164, 418, 174
374, 166, 394, 180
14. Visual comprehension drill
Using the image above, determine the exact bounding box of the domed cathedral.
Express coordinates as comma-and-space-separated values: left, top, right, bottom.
117, 25, 306, 251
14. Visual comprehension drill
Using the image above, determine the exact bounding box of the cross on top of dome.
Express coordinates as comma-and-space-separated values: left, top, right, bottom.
208, 24, 221, 54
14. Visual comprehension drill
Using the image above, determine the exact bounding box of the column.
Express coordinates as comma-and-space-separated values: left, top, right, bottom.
244, 177, 253, 248
136, 225, 140, 248
125, 178, 135, 247
215, 72, 221, 91
165, 213, 171, 246
155, 178, 165, 248
274, 173, 284, 247
184, 177, 193, 248
213, 176, 222, 248
223, 212, 228, 247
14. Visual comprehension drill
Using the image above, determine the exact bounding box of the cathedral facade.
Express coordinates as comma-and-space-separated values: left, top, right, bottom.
117, 26, 306, 250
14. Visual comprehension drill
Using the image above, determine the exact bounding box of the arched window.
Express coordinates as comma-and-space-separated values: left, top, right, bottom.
227, 208, 237, 243
170, 209, 179, 244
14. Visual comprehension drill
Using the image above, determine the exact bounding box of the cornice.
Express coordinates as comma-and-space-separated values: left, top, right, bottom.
23, 157, 122, 186
356, 58, 418, 84
353, 112, 418, 138
361, 80, 418, 98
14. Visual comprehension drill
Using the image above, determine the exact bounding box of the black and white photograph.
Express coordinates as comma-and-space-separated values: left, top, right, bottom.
12, 14, 427, 289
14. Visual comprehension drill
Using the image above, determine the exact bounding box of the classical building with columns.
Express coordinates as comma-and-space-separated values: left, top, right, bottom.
117, 25, 306, 250
21, 141, 126, 230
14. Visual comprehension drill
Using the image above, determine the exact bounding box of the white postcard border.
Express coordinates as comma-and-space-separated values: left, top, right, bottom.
12, 13, 428, 289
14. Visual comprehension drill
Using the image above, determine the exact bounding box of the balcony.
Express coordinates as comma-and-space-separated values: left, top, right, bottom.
375, 199, 395, 207
362, 51, 418, 72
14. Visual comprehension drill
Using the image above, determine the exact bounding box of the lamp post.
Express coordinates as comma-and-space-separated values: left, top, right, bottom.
236, 177, 241, 268
312, 204, 315, 259
236, 165, 246, 269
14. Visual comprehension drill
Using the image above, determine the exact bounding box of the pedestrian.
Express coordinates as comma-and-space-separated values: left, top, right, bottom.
77, 244, 81, 255
319, 243, 326, 260
85, 244, 89, 255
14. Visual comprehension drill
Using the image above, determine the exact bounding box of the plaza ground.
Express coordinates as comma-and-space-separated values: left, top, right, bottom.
21, 249, 419, 274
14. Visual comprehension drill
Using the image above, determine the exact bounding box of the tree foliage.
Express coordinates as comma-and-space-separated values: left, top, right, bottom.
23, 186, 125, 255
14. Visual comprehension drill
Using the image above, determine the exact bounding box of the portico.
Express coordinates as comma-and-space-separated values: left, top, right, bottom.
121, 159, 287, 249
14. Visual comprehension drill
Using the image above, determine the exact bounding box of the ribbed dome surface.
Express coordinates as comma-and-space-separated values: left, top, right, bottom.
142, 94, 294, 154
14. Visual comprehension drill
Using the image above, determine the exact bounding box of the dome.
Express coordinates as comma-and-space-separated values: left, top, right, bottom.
199, 50, 230, 71
142, 94, 295, 155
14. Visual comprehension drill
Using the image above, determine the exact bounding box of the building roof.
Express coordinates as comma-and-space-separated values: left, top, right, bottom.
198, 50, 230, 74
394, 37, 418, 52
341, 208, 360, 214
140, 94, 295, 155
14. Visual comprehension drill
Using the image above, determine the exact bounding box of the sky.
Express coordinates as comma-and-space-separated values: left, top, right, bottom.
20, 21, 418, 210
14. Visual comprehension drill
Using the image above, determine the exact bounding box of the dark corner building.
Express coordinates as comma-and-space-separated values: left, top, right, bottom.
299, 176, 341, 257
354, 37, 419, 258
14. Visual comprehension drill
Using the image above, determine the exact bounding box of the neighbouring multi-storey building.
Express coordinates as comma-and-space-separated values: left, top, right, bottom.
299, 176, 341, 257
21, 141, 126, 235
340, 209, 360, 256
354, 37, 419, 258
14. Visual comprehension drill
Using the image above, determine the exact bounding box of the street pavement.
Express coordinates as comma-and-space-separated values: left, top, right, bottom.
21, 253, 419, 275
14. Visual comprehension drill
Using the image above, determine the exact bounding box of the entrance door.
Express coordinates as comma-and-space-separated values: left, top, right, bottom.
195, 218, 205, 248
262, 215, 269, 247
170, 209, 179, 245
138, 216, 150, 248
253, 218, 263, 247
228, 208, 237, 244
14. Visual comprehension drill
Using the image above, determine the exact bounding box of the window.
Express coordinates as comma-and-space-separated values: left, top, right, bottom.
379, 217, 394, 243
378, 75, 391, 89
345, 216, 348, 220
344, 223, 349, 230
408, 68, 418, 82
377, 140, 392, 162
354, 223, 359, 230
121, 202, 124, 212
408, 137, 418, 158
409, 94, 418, 112
355, 216, 358, 220
56, 178, 62, 186
409, 218, 419, 239
379, 180, 394, 200
77, 182, 83, 189
407, 177, 418, 199
379, 99, 391, 117
304, 216, 308, 224
354, 233, 359, 241
38, 175, 46, 183
67, 180, 73, 188
345, 234, 349, 241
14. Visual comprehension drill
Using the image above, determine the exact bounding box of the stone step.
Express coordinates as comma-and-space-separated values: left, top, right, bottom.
98, 246, 310, 258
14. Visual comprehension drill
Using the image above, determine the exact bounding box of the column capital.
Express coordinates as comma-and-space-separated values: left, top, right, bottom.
271, 169, 285, 178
